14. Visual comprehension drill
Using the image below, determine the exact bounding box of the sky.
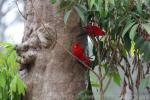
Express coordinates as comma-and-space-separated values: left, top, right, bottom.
2, 0, 24, 44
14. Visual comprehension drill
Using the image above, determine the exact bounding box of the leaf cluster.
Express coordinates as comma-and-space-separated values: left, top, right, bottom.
0, 42, 27, 100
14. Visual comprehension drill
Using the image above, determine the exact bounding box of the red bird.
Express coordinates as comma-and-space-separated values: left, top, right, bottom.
84, 25, 105, 37
72, 43, 91, 66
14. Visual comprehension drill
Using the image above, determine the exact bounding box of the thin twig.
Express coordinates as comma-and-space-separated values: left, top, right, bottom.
104, 78, 111, 93
15, 0, 27, 20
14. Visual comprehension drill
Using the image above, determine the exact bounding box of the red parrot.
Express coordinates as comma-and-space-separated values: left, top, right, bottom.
84, 25, 105, 37
72, 43, 91, 66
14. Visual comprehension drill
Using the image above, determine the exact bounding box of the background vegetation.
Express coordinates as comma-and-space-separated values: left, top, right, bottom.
51, 0, 150, 99
0, 43, 26, 100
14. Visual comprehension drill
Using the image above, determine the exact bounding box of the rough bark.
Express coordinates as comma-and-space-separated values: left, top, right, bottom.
17, 0, 86, 100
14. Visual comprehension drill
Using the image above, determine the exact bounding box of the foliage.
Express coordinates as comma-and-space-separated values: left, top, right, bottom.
0, 42, 27, 100
76, 90, 93, 100
51, 0, 150, 99
58, 0, 150, 61
139, 75, 150, 92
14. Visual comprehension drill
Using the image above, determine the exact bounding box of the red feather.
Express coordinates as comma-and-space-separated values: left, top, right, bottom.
72, 43, 84, 58
84, 25, 105, 37
72, 43, 91, 66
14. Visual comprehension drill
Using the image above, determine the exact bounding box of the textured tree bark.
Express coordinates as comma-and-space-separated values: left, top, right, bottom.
17, 0, 86, 100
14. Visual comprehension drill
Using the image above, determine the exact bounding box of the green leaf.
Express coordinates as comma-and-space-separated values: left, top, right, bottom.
104, 0, 109, 16
129, 24, 138, 40
17, 76, 27, 95
76, 90, 91, 100
0, 42, 13, 48
74, 6, 85, 23
108, 0, 115, 5
144, 0, 150, 6
113, 72, 122, 86
77, 4, 87, 12
143, 23, 150, 35
0, 73, 6, 88
130, 41, 136, 57
140, 41, 149, 53
122, 21, 136, 37
7, 51, 18, 71
134, 36, 150, 61
135, 36, 145, 50
64, 10, 72, 24
124, 34, 132, 52
143, 43, 150, 62
50, 0, 56, 4
10, 76, 17, 93
91, 82, 100, 88
89, 0, 95, 9
121, 48, 128, 57
143, 51, 150, 62
95, 0, 103, 12
139, 77, 149, 92
136, 0, 142, 14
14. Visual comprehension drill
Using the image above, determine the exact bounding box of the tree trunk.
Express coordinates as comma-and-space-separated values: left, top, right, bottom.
17, 0, 86, 100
